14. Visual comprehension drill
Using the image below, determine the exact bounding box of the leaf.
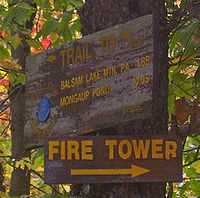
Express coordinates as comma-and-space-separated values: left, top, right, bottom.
34, 0, 50, 8
0, 45, 10, 59
9, 71, 26, 86
62, 27, 72, 41
185, 166, 198, 178
32, 149, 44, 170
39, 19, 58, 38
192, 160, 200, 174
6, 2, 34, 26
68, 0, 84, 8
0, 59, 21, 71
7, 35, 21, 49
175, 98, 191, 124
58, 13, 73, 41
27, 39, 41, 49
54, 0, 69, 10
70, 18, 81, 38
189, 180, 200, 196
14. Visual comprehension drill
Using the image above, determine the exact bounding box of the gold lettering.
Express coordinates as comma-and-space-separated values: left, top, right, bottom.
132, 140, 150, 159
165, 141, 177, 160
75, 46, 83, 64
105, 140, 117, 160
48, 141, 59, 160
120, 63, 130, 73
92, 86, 112, 97
85, 70, 101, 83
133, 74, 152, 87
66, 48, 74, 65
85, 43, 93, 61
152, 139, 164, 159
60, 90, 90, 107
67, 141, 80, 160
103, 66, 118, 78
81, 140, 93, 160
60, 141, 66, 160
118, 140, 132, 160
60, 75, 84, 90
60, 50, 66, 66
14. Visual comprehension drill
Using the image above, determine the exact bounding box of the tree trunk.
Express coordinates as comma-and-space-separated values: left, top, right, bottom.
70, 0, 168, 198
0, 163, 5, 192
9, 1, 36, 196
9, 39, 31, 197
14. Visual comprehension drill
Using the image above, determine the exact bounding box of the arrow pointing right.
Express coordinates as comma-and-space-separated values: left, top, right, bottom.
131, 165, 150, 177
71, 164, 150, 177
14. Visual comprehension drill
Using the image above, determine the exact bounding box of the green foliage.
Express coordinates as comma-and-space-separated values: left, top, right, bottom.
168, 1, 200, 197
0, 0, 200, 197
0, 0, 83, 196
0, 45, 10, 59
8, 71, 26, 86
5, 2, 34, 26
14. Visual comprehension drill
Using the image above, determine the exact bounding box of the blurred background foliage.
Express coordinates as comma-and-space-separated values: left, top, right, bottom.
0, 0, 200, 197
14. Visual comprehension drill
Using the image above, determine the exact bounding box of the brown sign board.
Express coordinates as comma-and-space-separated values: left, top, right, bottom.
44, 135, 182, 184
25, 15, 153, 147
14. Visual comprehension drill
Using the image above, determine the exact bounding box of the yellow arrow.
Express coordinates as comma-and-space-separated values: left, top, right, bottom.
71, 165, 150, 177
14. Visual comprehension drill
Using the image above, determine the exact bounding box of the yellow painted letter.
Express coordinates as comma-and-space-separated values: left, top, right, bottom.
81, 140, 93, 160
118, 140, 132, 160
132, 140, 150, 159
48, 141, 59, 160
105, 140, 117, 160
152, 139, 164, 159
165, 141, 177, 160
67, 141, 80, 160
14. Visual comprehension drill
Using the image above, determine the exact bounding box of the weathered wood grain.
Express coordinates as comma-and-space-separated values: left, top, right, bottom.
25, 15, 153, 148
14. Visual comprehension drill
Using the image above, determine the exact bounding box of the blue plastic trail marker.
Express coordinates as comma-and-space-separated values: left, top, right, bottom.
36, 96, 51, 123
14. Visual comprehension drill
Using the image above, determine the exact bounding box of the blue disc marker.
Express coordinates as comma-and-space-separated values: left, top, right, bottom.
36, 96, 51, 123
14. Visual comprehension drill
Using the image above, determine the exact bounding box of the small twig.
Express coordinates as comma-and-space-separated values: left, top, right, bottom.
30, 184, 47, 194
61, 184, 67, 194
0, 123, 10, 137
184, 145, 200, 152
167, 182, 173, 198
0, 73, 8, 80
173, 23, 199, 74
183, 158, 200, 167
183, 176, 200, 181
171, 81, 196, 100
31, 169, 63, 195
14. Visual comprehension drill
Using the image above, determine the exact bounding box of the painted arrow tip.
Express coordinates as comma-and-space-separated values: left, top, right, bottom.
131, 165, 150, 177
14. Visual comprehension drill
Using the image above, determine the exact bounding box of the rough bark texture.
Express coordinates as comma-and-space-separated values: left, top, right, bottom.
0, 163, 5, 192
79, 0, 153, 36
70, 0, 168, 198
9, 40, 31, 197
9, 1, 36, 196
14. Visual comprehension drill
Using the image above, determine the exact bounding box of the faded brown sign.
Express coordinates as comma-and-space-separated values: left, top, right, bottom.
25, 15, 153, 147
44, 135, 182, 184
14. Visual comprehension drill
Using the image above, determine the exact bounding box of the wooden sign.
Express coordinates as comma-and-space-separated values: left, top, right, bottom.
25, 15, 153, 147
44, 135, 182, 184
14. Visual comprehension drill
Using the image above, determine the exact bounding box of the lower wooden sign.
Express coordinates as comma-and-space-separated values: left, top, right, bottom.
44, 135, 183, 184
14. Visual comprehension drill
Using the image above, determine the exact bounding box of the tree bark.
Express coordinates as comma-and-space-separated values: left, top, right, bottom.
9, 1, 36, 196
0, 163, 5, 192
70, 0, 168, 198
9, 38, 31, 197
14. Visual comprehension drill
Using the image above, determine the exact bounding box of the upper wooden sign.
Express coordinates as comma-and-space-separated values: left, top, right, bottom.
24, 15, 153, 147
